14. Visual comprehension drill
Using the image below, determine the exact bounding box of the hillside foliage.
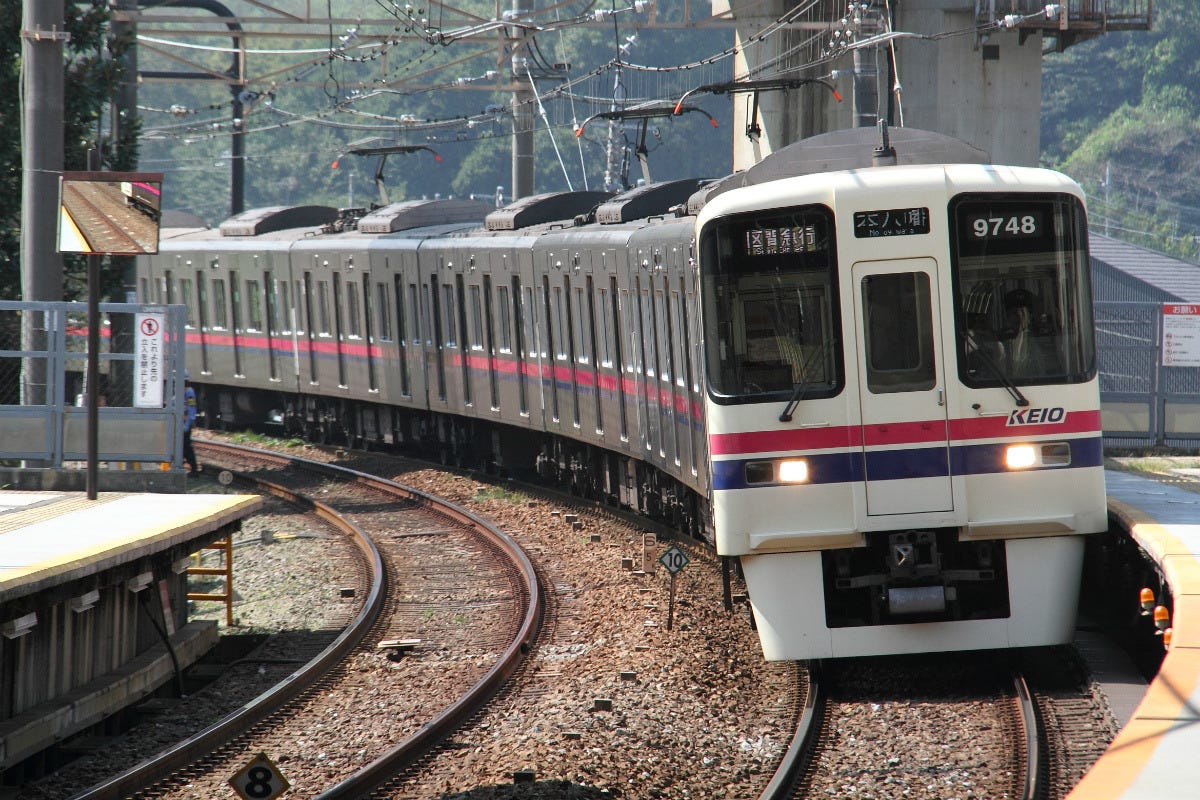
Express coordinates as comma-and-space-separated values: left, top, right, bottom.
2, 0, 1198, 304
1041, 0, 1200, 262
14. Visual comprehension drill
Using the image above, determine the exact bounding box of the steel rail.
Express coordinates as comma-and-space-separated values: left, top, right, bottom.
1014, 670, 1047, 800
69, 440, 541, 800
758, 662, 823, 800
68, 442, 385, 800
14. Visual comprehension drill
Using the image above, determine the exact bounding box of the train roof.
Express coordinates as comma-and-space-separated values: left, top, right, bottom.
690, 126, 991, 212
484, 190, 614, 230
154, 127, 1007, 250
356, 198, 493, 233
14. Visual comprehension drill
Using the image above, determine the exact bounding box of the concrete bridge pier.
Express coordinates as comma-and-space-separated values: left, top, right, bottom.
718, 0, 1046, 170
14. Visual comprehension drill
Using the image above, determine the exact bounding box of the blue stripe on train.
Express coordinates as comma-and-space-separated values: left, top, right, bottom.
711, 436, 1104, 490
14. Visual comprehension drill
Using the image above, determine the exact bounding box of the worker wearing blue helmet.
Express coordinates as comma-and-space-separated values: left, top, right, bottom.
183, 370, 198, 474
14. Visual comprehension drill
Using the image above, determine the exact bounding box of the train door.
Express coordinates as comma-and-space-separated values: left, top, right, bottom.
672, 275, 693, 475
513, 276, 530, 417
271, 272, 300, 392
564, 275, 581, 428
635, 275, 658, 459
392, 271, 412, 399
302, 271, 319, 385
483, 275, 499, 410
332, 272, 348, 387
362, 274, 379, 393
228, 269, 244, 377
586, 276, 602, 435
192, 266, 210, 375
542, 275, 560, 423
426, 269, 447, 403
261, 270, 279, 381
852, 259, 952, 515
654, 274, 677, 466
611, 276, 629, 442
456, 273, 471, 407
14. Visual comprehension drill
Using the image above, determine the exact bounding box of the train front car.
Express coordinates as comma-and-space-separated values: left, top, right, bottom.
696, 163, 1105, 660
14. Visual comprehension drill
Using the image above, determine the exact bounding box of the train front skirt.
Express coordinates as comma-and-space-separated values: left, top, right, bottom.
740, 534, 1085, 660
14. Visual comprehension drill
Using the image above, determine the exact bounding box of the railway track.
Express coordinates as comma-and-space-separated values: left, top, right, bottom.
60, 182, 153, 254
757, 655, 1056, 800
66, 440, 541, 799
33, 435, 1116, 799
217, 440, 1090, 800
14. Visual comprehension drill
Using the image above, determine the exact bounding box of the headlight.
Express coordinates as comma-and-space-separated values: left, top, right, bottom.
744, 458, 810, 484
778, 459, 809, 483
1005, 444, 1036, 469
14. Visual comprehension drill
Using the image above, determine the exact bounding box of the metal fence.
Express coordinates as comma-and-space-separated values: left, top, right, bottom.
0, 300, 186, 469
1096, 301, 1200, 448
0, 299, 1189, 469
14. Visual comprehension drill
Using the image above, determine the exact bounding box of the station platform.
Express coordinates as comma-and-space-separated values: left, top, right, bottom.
1068, 470, 1200, 799
0, 490, 261, 773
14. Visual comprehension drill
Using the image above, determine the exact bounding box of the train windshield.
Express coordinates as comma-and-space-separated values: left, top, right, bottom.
698, 205, 843, 403
950, 194, 1096, 388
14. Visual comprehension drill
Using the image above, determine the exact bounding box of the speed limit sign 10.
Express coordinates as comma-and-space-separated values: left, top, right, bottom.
229, 752, 290, 800
658, 545, 689, 574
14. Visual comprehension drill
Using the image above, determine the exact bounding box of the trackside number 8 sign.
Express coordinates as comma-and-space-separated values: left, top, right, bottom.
230, 752, 290, 799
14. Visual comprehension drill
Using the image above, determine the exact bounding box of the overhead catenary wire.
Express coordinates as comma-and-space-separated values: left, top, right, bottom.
525, 61, 575, 190
134, 4, 1061, 152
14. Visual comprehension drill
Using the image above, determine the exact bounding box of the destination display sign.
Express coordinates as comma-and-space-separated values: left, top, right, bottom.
743, 224, 818, 255
853, 207, 930, 238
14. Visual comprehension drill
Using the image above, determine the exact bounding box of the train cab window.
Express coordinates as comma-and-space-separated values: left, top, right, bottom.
950, 194, 1095, 386
211, 278, 228, 329
862, 273, 936, 393
698, 205, 842, 402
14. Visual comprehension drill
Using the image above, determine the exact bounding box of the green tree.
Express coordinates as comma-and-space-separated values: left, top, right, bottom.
1042, 0, 1200, 260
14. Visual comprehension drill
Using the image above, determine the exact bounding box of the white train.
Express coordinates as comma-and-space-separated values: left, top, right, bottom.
139, 127, 1107, 659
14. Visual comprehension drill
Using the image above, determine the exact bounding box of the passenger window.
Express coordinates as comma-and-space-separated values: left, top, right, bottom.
375, 283, 392, 340
470, 286, 484, 350
179, 278, 196, 328
347, 282, 361, 338
317, 281, 332, 336
245, 279, 263, 331
211, 278, 228, 329
442, 283, 456, 346
497, 285, 512, 352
